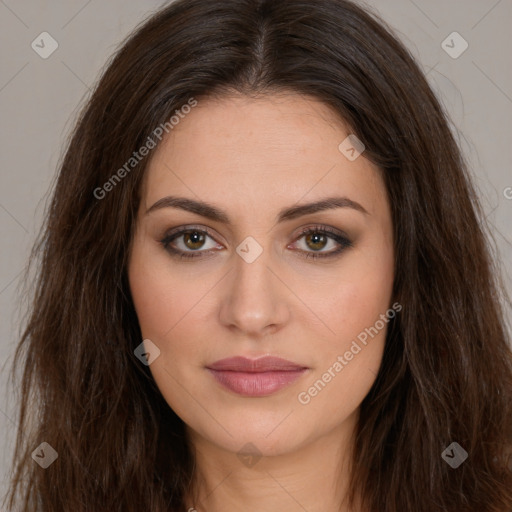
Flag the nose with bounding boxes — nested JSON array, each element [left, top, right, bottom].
[[218, 246, 290, 338]]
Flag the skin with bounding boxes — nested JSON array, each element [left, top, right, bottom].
[[128, 93, 395, 512]]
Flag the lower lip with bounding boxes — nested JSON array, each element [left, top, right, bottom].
[[207, 369, 307, 397]]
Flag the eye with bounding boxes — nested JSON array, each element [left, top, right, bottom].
[[160, 224, 352, 261], [160, 226, 222, 260], [290, 225, 352, 260]]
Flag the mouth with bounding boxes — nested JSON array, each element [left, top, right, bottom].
[[206, 356, 309, 397]]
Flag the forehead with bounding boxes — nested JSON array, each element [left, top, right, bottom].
[[141, 93, 387, 220]]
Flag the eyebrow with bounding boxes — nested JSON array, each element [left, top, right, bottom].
[[145, 195, 369, 223]]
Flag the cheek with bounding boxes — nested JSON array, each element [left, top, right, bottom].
[[128, 236, 214, 377], [128, 235, 204, 341], [128, 244, 209, 423], [295, 286, 392, 421], [301, 239, 394, 352], [293, 238, 394, 408]]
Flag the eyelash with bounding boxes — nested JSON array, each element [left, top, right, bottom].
[[160, 224, 352, 261]]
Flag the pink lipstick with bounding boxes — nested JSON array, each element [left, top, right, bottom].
[[206, 356, 308, 397]]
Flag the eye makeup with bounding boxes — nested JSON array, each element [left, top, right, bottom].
[[159, 223, 353, 261]]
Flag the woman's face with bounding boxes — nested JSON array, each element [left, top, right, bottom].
[[128, 93, 394, 457]]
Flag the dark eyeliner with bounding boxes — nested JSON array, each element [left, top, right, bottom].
[[293, 225, 352, 260], [160, 224, 352, 260], [160, 226, 218, 260]]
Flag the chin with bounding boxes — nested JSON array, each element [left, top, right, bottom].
[[186, 406, 325, 459]]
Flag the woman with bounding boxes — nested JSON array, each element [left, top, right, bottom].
[[5, 0, 512, 510]]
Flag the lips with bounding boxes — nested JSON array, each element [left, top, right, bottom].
[[207, 356, 307, 372], [206, 356, 308, 396]]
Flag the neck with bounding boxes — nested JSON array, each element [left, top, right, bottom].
[[184, 411, 362, 512]]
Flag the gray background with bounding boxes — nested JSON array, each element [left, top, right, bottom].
[[1, 0, 511, 501]]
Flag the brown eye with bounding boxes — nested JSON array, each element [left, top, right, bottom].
[[160, 227, 222, 260], [304, 232, 329, 251], [182, 231, 206, 250], [292, 226, 353, 260], [161, 225, 352, 262]]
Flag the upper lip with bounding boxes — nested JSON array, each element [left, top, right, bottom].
[[207, 356, 307, 372]]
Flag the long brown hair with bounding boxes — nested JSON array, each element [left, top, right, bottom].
[[5, 0, 512, 510]]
